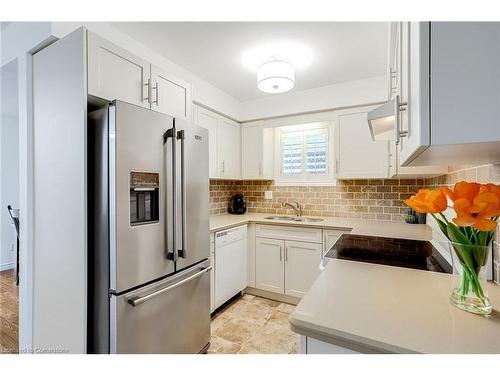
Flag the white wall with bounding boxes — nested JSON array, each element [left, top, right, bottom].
[[0, 60, 19, 271], [1, 22, 54, 66], [239, 75, 387, 121], [1, 21, 56, 352], [50, 22, 242, 120]]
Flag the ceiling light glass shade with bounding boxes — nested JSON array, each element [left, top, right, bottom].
[[257, 60, 295, 94]]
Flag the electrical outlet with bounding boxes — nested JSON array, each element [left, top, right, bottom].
[[264, 191, 273, 200]]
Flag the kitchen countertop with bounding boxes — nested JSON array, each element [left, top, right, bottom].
[[289, 258, 500, 353], [209, 213, 433, 241]]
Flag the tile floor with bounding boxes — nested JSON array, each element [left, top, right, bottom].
[[0, 270, 18, 354], [208, 294, 299, 354]]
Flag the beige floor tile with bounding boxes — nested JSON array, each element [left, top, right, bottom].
[[252, 296, 281, 308], [207, 335, 241, 354], [209, 294, 299, 355], [239, 325, 297, 354], [267, 310, 291, 327], [277, 303, 296, 314], [212, 317, 261, 345]]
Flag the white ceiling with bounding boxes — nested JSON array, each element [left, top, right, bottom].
[[111, 22, 388, 102]]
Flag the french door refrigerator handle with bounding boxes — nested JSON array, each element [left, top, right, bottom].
[[127, 266, 212, 306], [163, 127, 177, 261], [177, 129, 187, 259]]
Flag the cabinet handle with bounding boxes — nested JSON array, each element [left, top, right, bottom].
[[395, 95, 409, 145], [144, 78, 152, 103], [335, 158, 339, 175], [259, 162, 262, 177], [279, 246, 282, 261], [221, 160, 225, 174], [285, 246, 288, 262], [151, 81, 159, 105]]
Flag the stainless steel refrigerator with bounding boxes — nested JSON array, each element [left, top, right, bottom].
[[88, 100, 210, 354]]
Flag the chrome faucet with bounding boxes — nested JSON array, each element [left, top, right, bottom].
[[281, 200, 303, 217]]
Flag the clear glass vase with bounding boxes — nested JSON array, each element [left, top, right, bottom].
[[445, 241, 492, 315]]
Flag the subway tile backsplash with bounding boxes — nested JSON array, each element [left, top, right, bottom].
[[209, 178, 425, 221]]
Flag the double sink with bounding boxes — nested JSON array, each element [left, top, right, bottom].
[[264, 216, 324, 223]]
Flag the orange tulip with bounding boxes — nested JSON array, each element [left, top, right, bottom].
[[447, 181, 481, 202], [404, 188, 449, 214], [452, 183, 500, 231]]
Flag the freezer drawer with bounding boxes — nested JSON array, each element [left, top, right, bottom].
[[111, 260, 211, 354]]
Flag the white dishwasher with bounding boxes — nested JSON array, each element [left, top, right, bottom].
[[214, 225, 247, 309]]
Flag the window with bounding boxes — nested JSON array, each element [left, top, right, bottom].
[[277, 122, 332, 184]]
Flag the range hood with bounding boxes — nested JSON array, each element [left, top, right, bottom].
[[367, 95, 407, 143]]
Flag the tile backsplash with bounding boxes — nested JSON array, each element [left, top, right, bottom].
[[209, 178, 425, 221]]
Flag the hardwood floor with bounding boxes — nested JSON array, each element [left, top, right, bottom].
[[0, 270, 18, 354]]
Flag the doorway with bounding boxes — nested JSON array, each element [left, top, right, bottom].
[[0, 59, 20, 354]]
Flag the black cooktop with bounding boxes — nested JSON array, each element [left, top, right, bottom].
[[324, 234, 452, 274]]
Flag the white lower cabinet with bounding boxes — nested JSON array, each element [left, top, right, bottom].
[[284, 241, 322, 298], [255, 238, 285, 294], [255, 225, 323, 298]]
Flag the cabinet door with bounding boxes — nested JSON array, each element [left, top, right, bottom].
[[399, 22, 431, 166], [87, 32, 149, 108], [387, 22, 401, 100], [335, 108, 390, 179], [255, 238, 284, 294], [218, 118, 241, 179], [151, 65, 191, 121], [285, 241, 322, 298], [241, 123, 263, 179], [195, 106, 219, 178]]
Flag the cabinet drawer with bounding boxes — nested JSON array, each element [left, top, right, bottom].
[[256, 224, 322, 244]]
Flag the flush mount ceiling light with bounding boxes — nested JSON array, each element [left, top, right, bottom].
[[257, 58, 295, 94]]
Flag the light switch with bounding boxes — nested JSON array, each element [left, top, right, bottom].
[[264, 191, 273, 200]]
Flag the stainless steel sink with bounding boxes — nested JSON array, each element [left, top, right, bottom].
[[264, 216, 324, 222], [297, 217, 324, 222]]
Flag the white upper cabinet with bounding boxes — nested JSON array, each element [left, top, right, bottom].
[[387, 22, 401, 100], [335, 107, 390, 179], [194, 105, 219, 178], [87, 32, 150, 108], [398, 22, 431, 166], [87, 31, 192, 121], [383, 23, 447, 177], [399, 22, 500, 166], [241, 121, 274, 179], [218, 117, 241, 179], [194, 104, 241, 179], [151, 65, 192, 121]]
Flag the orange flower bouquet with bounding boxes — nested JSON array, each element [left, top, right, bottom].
[[405, 182, 500, 315]]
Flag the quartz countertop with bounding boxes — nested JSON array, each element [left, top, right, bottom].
[[289, 258, 500, 354], [209, 213, 433, 241]]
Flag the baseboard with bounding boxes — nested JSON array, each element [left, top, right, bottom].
[[244, 287, 300, 305], [0, 262, 14, 272]]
